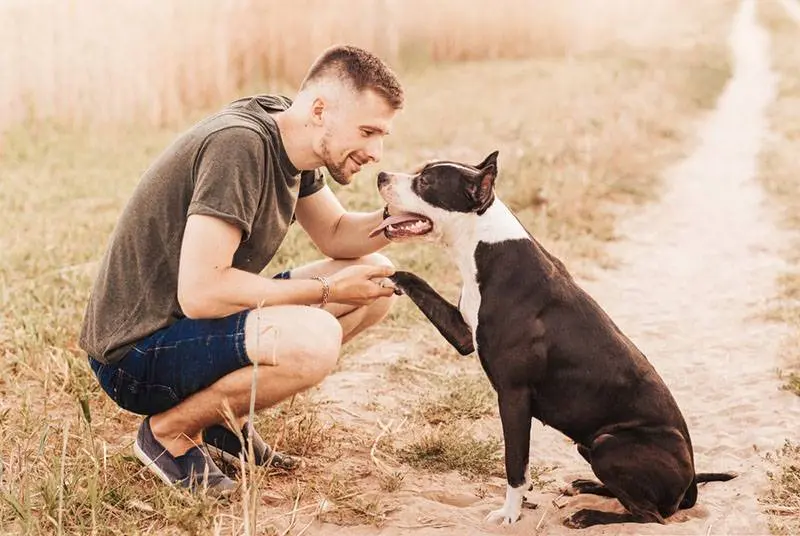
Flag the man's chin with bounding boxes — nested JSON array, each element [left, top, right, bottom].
[[325, 165, 352, 186]]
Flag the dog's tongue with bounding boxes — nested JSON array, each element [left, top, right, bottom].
[[369, 213, 424, 238]]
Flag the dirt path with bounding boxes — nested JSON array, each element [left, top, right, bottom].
[[532, 0, 800, 533], [301, 1, 800, 534]]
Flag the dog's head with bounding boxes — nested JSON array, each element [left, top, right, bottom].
[[369, 151, 499, 241]]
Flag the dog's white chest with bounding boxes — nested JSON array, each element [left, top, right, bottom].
[[451, 200, 530, 352], [459, 277, 481, 345]]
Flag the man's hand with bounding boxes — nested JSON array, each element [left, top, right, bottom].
[[328, 265, 397, 306]]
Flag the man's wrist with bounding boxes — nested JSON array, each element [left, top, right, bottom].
[[311, 275, 331, 307]]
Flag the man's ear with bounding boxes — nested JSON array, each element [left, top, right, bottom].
[[310, 97, 325, 126], [475, 150, 499, 171]]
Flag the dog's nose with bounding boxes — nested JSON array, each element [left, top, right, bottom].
[[377, 171, 390, 188]]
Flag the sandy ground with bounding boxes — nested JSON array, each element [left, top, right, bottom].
[[286, 1, 800, 534]]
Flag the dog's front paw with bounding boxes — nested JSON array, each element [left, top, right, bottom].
[[485, 506, 521, 525], [388, 270, 417, 293]]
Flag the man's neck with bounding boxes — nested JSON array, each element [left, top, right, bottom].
[[273, 108, 321, 172]]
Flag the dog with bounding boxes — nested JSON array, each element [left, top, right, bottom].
[[369, 151, 735, 528]]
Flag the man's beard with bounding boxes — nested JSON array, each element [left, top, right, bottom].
[[320, 136, 350, 185]]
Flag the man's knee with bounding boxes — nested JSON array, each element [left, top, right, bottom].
[[245, 306, 342, 383], [356, 252, 394, 270]]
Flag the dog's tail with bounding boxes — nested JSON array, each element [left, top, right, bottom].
[[695, 472, 737, 483], [680, 472, 737, 510]]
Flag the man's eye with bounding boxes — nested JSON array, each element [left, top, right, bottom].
[[361, 129, 373, 137]]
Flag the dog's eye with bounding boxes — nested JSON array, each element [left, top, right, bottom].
[[417, 174, 430, 187]]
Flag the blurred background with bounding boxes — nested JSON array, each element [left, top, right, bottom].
[[1, 0, 702, 136]]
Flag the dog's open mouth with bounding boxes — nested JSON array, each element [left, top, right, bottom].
[[369, 212, 433, 239]]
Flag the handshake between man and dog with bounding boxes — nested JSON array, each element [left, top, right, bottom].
[[369, 151, 735, 529]]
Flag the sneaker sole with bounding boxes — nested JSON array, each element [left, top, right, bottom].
[[205, 443, 241, 467], [206, 443, 301, 471], [133, 439, 177, 488]]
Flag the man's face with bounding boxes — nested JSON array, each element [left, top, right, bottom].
[[315, 88, 397, 185]]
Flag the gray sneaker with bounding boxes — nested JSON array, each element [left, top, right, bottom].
[[204, 423, 301, 471], [133, 417, 237, 497]]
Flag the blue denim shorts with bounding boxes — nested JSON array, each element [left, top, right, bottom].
[[89, 311, 251, 415], [89, 270, 293, 416]]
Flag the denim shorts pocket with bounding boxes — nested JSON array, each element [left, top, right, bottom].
[[113, 368, 180, 416]]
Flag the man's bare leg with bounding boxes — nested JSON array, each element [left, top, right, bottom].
[[150, 254, 396, 456], [150, 305, 342, 455], [288, 253, 397, 343]]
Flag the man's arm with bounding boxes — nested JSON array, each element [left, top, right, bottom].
[[294, 185, 390, 259], [177, 214, 394, 318]]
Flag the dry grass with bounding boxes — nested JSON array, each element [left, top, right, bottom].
[[758, 0, 800, 392], [1, 0, 725, 137], [398, 424, 504, 478], [756, 2, 800, 533], [0, 0, 737, 533], [761, 440, 800, 535], [416, 374, 495, 424]]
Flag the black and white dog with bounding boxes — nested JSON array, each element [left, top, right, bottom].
[[370, 152, 734, 529]]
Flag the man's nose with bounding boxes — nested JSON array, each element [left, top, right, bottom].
[[365, 137, 384, 164], [377, 172, 390, 188]]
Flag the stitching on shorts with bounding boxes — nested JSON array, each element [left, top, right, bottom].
[[235, 311, 251, 366], [116, 367, 180, 404]]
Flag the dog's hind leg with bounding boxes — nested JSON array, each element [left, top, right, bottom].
[[563, 430, 693, 528], [485, 388, 533, 525], [568, 479, 616, 498], [566, 444, 616, 498]]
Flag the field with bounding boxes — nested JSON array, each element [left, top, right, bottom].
[[4, 1, 799, 534]]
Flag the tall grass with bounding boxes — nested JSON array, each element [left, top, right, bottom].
[[2, 0, 721, 136]]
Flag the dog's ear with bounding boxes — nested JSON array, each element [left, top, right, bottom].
[[467, 161, 497, 214], [475, 150, 499, 171]]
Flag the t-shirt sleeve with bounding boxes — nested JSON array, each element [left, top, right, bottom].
[[188, 128, 265, 241], [299, 168, 326, 198]]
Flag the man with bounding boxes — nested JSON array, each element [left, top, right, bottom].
[[80, 45, 404, 495]]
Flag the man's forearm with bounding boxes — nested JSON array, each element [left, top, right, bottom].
[[179, 267, 325, 319], [326, 209, 391, 259]]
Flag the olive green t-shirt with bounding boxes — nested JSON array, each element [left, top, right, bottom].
[[79, 95, 325, 364]]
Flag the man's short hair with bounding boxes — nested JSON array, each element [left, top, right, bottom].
[[301, 45, 404, 110]]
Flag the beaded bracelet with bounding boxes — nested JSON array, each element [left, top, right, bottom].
[[311, 275, 331, 307]]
